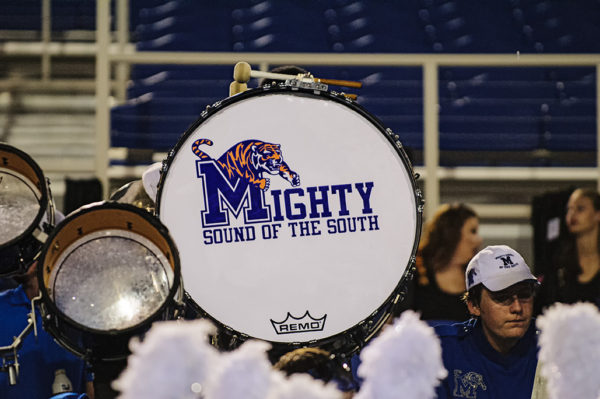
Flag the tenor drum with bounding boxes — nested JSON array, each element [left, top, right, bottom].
[[0, 143, 55, 276], [157, 85, 422, 355], [37, 202, 183, 362]]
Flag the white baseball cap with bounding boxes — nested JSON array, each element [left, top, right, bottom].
[[465, 245, 538, 292]]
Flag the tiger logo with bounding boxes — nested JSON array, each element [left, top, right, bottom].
[[453, 370, 487, 398], [191, 138, 300, 191]]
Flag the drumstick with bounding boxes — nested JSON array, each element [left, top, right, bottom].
[[315, 78, 362, 88], [233, 61, 363, 89]]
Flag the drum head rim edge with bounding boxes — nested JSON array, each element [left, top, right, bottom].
[[155, 86, 424, 350], [0, 143, 52, 252], [37, 201, 183, 339]]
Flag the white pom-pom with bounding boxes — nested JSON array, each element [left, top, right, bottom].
[[355, 311, 447, 399], [114, 319, 218, 399], [205, 340, 275, 399], [537, 302, 600, 399], [269, 373, 344, 399]]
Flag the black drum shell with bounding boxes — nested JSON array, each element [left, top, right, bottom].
[[0, 143, 54, 277], [36, 201, 183, 362]]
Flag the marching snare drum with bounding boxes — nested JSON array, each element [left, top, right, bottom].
[[157, 85, 422, 355], [0, 143, 55, 276], [37, 201, 183, 362]]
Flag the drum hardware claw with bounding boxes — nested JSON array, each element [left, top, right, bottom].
[[287, 79, 329, 92]]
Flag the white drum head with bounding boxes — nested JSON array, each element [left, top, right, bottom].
[[159, 89, 419, 344], [49, 230, 174, 331]]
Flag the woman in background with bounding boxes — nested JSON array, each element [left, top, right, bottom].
[[408, 203, 482, 322], [537, 188, 600, 312]]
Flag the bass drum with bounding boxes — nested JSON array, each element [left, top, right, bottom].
[[37, 201, 183, 362], [0, 143, 55, 276], [157, 85, 423, 356]]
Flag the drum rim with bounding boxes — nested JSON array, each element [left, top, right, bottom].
[[156, 85, 423, 351], [37, 201, 183, 337], [0, 142, 51, 250]]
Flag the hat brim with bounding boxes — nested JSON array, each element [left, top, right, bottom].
[[481, 269, 538, 292]]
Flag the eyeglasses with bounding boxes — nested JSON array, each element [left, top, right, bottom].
[[488, 283, 536, 306]]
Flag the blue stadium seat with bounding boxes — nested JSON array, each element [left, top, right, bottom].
[[360, 81, 422, 98], [544, 121, 596, 151], [439, 99, 547, 117], [105, 0, 600, 163], [130, 65, 232, 81], [0, 4, 41, 30], [136, 31, 231, 51], [358, 98, 422, 119]]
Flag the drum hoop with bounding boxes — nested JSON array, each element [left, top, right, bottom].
[[37, 201, 182, 336], [0, 143, 51, 250], [156, 85, 423, 349]]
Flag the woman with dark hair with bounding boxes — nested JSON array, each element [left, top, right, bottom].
[[537, 188, 600, 312], [409, 203, 483, 322]]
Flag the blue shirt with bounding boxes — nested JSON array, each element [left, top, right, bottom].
[[0, 286, 89, 399], [434, 319, 538, 399]]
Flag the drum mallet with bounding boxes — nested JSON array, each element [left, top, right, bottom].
[[230, 62, 362, 96]]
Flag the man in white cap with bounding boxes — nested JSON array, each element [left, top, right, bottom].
[[434, 245, 541, 399]]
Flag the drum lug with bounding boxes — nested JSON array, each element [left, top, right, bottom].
[[385, 128, 404, 149], [409, 255, 417, 267], [415, 189, 425, 213]]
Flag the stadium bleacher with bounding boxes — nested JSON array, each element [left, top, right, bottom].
[[0, 0, 597, 170], [86, 0, 599, 167]]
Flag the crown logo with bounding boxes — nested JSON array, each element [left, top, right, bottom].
[[270, 311, 327, 335]]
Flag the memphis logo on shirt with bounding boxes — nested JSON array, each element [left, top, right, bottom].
[[191, 138, 380, 245]]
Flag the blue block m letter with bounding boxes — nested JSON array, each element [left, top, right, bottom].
[[197, 161, 270, 227]]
